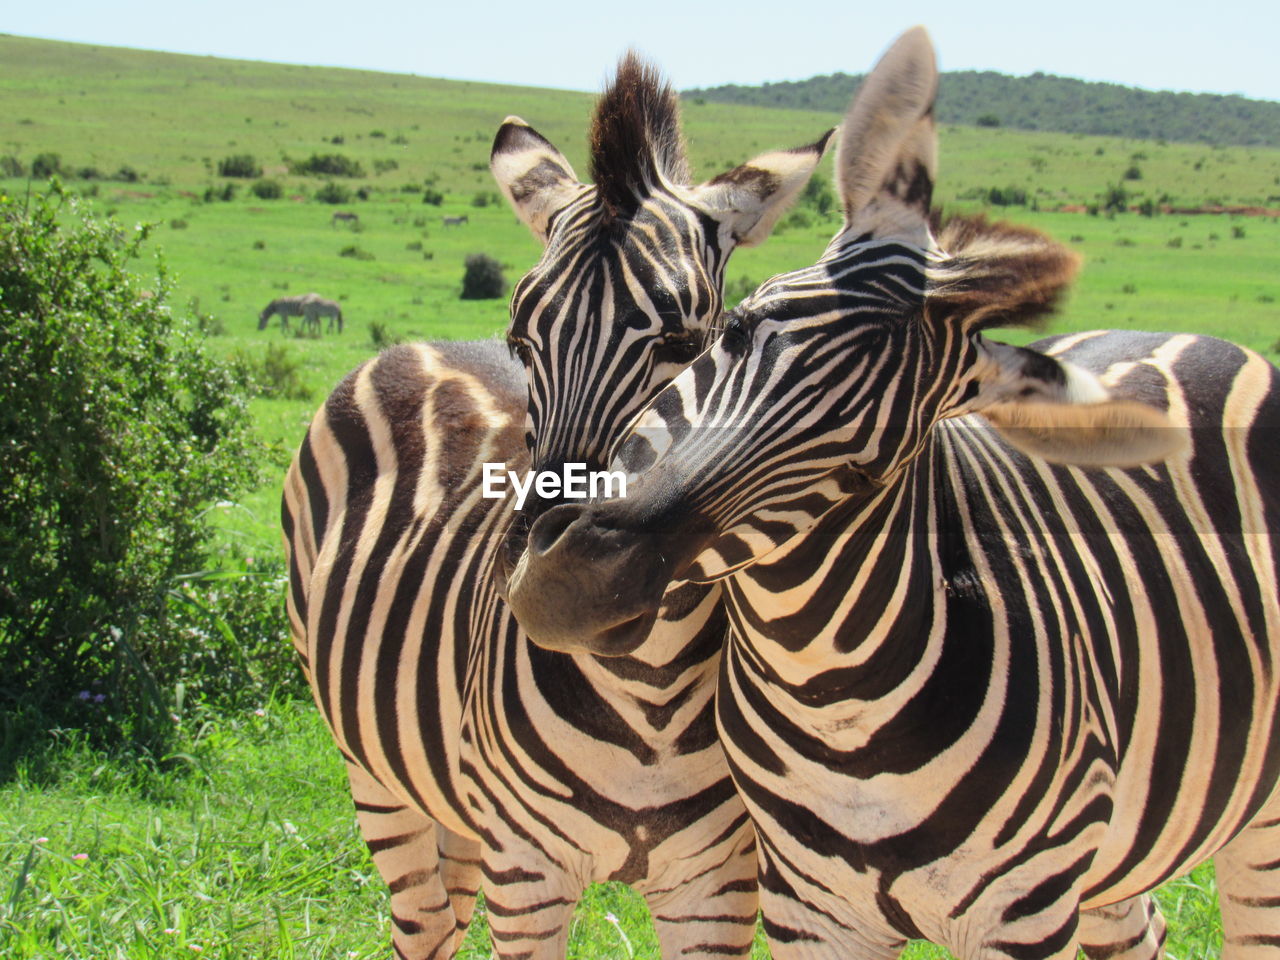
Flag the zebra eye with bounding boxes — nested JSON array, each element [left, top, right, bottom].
[[654, 332, 701, 365], [507, 337, 534, 366]]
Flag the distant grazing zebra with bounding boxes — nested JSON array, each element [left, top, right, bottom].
[[331, 211, 359, 226], [282, 53, 827, 959], [441, 214, 469, 226], [507, 29, 1280, 960], [258, 293, 343, 334]]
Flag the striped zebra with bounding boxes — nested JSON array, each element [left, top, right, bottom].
[[505, 29, 1280, 959], [282, 54, 828, 959], [259, 293, 343, 334]]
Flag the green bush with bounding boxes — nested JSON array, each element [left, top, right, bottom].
[[218, 153, 262, 178], [31, 152, 62, 178], [203, 183, 236, 202], [422, 187, 444, 206], [460, 252, 506, 300], [229, 341, 313, 401], [0, 183, 262, 752], [112, 165, 141, 183], [289, 153, 365, 178], [0, 155, 24, 177], [250, 178, 283, 200], [315, 181, 352, 204]]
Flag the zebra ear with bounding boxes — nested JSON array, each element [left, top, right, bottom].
[[491, 116, 586, 243], [972, 341, 1187, 467], [689, 129, 834, 247], [835, 25, 938, 242]]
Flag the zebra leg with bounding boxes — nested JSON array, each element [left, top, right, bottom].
[[346, 761, 467, 960], [1079, 894, 1167, 960], [480, 847, 578, 960], [755, 843, 901, 959], [645, 824, 759, 958], [437, 826, 482, 946], [1216, 805, 1280, 957]]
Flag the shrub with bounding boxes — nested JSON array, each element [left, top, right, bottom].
[[339, 244, 374, 261], [373, 158, 399, 174], [31, 152, 62, 178], [289, 153, 365, 178], [75, 166, 101, 180], [470, 191, 491, 208], [203, 183, 236, 202], [218, 154, 261, 178], [250, 178, 283, 200], [1103, 184, 1129, 213], [460, 253, 506, 300], [1, 155, 25, 177], [252, 239, 266, 250], [369, 321, 401, 349], [0, 184, 260, 751], [422, 187, 444, 206], [800, 177, 836, 218], [1123, 164, 1143, 181], [984, 185, 1027, 207], [1232, 225, 1247, 239], [112, 165, 141, 183], [976, 114, 1001, 128], [169, 218, 189, 230], [229, 341, 312, 400], [315, 181, 352, 204]]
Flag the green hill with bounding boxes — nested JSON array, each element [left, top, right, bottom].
[[687, 70, 1280, 147]]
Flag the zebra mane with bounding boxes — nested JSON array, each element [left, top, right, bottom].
[[589, 52, 691, 222], [928, 212, 1081, 332]]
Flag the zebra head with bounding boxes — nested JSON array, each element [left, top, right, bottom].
[[490, 52, 831, 535], [505, 27, 1183, 654]]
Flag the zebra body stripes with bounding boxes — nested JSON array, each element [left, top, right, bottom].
[[283, 55, 828, 959], [259, 292, 343, 334], [506, 29, 1280, 959]]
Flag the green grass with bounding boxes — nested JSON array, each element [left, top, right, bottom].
[[0, 701, 1224, 959]]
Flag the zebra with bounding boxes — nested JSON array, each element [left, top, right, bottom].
[[442, 214, 469, 226], [332, 210, 360, 226], [504, 28, 1280, 960], [282, 53, 829, 959], [259, 293, 343, 334]]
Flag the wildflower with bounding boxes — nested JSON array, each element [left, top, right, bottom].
[[164, 928, 178, 935], [93, 693, 106, 704], [77, 690, 91, 701], [72, 853, 89, 860], [171, 713, 181, 723], [254, 708, 265, 717], [188, 945, 203, 953], [34, 837, 49, 844]]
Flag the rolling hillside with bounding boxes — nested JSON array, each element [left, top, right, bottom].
[[687, 70, 1280, 147]]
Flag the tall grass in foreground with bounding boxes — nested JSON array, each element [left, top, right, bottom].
[[1, 700, 1221, 959]]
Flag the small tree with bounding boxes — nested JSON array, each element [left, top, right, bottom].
[[218, 153, 262, 178], [460, 253, 506, 299], [0, 183, 260, 750], [423, 187, 444, 206]]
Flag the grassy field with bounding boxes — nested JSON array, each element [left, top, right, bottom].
[[0, 702, 1224, 960], [2, 34, 1277, 959]]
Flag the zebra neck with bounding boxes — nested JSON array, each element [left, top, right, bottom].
[[726, 447, 947, 701]]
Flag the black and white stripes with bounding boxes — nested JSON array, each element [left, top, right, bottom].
[[506, 28, 1280, 960], [283, 55, 827, 959]]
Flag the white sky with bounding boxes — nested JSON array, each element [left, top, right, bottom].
[[4, 0, 1278, 102]]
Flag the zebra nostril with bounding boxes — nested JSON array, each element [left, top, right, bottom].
[[529, 504, 584, 556]]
